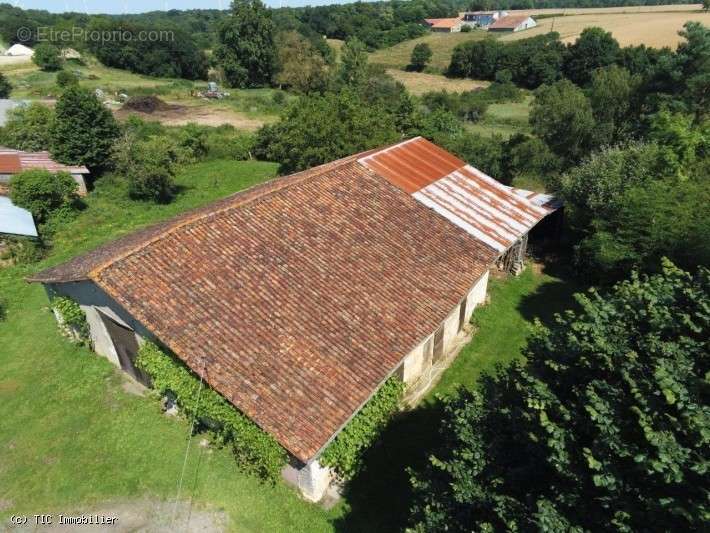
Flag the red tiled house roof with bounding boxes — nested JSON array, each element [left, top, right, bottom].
[[30, 141, 498, 462], [488, 15, 531, 29]]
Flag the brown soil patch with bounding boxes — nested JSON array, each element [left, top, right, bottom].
[[114, 101, 268, 131], [123, 96, 175, 114]]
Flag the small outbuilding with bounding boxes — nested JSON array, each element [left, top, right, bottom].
[[0, 148, 90, 196]]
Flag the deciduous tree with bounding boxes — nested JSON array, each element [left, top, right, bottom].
[[410, 261, 709, 532]]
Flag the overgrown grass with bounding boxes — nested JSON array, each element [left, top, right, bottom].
[[466, 96, 532, 139], [0, 159, 344, 531]]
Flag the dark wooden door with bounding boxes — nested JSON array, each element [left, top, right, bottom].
[[458, 298, 467, 332], [100, 312, 149, 385], [433, 325, 445, 363]]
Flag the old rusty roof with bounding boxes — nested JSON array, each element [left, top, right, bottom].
[[359, 137, 553, 253], [30, 144, 498, 462], [0, 148, 89, 174]]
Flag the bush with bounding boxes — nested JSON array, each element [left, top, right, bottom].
[[0, 72, 12, 98], [177, 123, 209, 161], [409, 43, 432, 72], [56, 70, 79, 88], [205, 127, 255, 160], [32, 43, 62, 71], [113, 135, 181, 203], [136, 342, 286, 480], [51, 87, 120, 170], [0, 103, 55, 152], [9, 169, 78, 224], [0, 237, 45, 265], [321, 377, 404, 480], [52, 296, 89, 342]]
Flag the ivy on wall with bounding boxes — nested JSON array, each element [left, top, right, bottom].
[[52, 296, 89, 342], [321, 376, 405, 480], [136, 342, 286, 480]]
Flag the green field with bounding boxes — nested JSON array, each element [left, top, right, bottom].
[[369, 30, 490, 72], [466, 96, 533, 138]]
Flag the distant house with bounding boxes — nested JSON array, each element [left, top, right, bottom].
[[461, 10, 508, 28], [424, 17, 464, 32], [4, 43, 34, 57], [488, 15, 537, 32], [0, 148, 90, 196], [29, 138, 560, 502]]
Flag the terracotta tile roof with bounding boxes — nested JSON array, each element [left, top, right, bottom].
[[359, 137, 555, 253], [425, 17, 462, 29], [30, 143, 497, 461], [0, 148, 89, 174], [488, 15, 532, 29]]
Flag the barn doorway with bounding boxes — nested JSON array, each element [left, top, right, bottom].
[[99, 311, 150, 386], [458, 298, 468, 332]]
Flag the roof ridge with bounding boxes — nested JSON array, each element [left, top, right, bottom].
[[87, 155, 363, 279]]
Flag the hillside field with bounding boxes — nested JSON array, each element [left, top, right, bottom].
[[502, 8, 710, 46]]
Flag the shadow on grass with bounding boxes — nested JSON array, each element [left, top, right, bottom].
[[332, 401, 445, 533], [517, 253, 583, 328]]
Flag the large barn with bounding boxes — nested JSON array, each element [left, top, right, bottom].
[[29, 138, 559, 501]]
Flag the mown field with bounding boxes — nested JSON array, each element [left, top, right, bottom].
[[501, 9, 710, 46]]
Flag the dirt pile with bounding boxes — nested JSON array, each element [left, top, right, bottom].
[[122, 96, 172, 114]]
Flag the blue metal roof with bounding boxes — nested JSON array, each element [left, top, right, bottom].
[[0, 196, 38, 237]]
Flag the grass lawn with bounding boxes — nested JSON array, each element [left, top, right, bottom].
[[369, 30, 490, 72], [0, 159, 345, 531]]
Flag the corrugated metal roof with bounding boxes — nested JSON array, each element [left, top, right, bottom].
[[0, 148, 89, 174], [0, 196, 38, 237], [359, 137, 556, 253], [0, 153, 22, 173]]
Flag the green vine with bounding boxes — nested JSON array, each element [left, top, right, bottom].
[[136, 342, 286, 480], [52, 296, 89, 342], [321, 376, 405, 480]]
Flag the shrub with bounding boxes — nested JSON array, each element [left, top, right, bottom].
[[52, 296, 89, 342], [409, 43, 432, 72], [56, 70, 79, 88], [136, 342, 286, 480], [0, 103, 55, 152], [9, 169, 78, 224], [177, 123, 209, 161], [51, 87, 120, 170], [0, 72, 12, 98], [32, 43, 62, 71], [320, 377, 404, 480], [205, 128, 255, 160], [0, 237, 45, 265]]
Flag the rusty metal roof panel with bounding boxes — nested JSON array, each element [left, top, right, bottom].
[[0, 148, 89, 174], [0, 153, 22, 173], [359, 137, 557, 253]]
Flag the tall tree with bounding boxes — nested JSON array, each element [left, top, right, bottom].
[[589, 65, 640, 145], [215, 0, 276, 88], [410, 261, 709, 532], [338, 37, 369, 87], [564, 27, 620, 86], [50, 87, 120, 171], [409, 43, 432, 72], [530, 79, 596, 162], [0, 103, 55, 152], [274, 31, 328, 94]]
